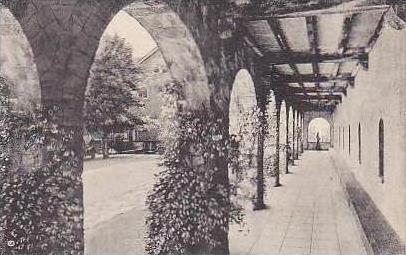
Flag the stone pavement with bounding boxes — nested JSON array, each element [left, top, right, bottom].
[[230, 151, 366, 255]]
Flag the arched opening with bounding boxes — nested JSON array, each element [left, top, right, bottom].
[[358, 123, 362, 164], [80, 3, 213, 254], [228, 69, 258, 208], [82, 10, 170, 255], [379, 119, 384, 183], [307, 118, 330, 151]]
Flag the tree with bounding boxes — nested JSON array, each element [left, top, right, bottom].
[[84, 35, 143, 158]]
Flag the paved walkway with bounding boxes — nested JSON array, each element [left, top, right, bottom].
[[230, 151, 366, 255]]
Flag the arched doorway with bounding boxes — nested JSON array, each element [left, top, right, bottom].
[[379, 119, 384, 183], [307, 118, 330, 151]]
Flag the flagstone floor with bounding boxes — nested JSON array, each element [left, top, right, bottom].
[[230, 151, 366, 255]]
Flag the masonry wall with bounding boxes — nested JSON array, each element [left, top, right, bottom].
[[332, 23, 406, 242]]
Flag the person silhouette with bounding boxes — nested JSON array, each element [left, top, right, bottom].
[[316, 132, 321, 150]]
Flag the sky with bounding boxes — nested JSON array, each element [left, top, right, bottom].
[[102, 11, 157, 60]]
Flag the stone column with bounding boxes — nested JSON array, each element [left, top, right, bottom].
[[254, 98, 266, 210], [301, 114, 304, 153], [292, 109, 296, 161], [285, 105, 290, 174], [296, 112, 301, 158], [274, 99, 282, 187]]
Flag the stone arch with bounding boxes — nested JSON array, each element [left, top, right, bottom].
[[2, 0, 218, 126], [229, 69, 257, 136], [307, 117, 331, 151], [229, 69, 258, 202], [303, 111, 334, 150], [0, 1, 243, 254]]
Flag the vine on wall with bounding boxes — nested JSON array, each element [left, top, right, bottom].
[[1, 80, 83, 254], [263, 97, 278, 178], [145, 81, 243, 255], [229, 102, 261, 206]]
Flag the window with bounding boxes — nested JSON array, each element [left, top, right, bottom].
[[138, 87, 148, 98], [358, 123, 362, 164], [342, 126, 345, 151], [379, 119, 384, 183]]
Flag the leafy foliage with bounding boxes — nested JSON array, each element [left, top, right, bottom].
[[263, 96, 278, 178], [145, 82, 243, 255], [84, 35, 144, 157], [1, 80, 83, 254], [229, 105, 261, 204]]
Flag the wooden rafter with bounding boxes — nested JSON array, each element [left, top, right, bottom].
[[305, 16, 320, 80], [242, 26, 265, 57], [243, 5, 390, 21], [260, 51, 368, 65], [335, 13, 358, 77], [283, 86, 347, 95], [268, 18, 308, 97], [305, 15, 322, 104], [367, 9, 388, 50], [293, 94, 342, 101], [269, 73, 354, 84]]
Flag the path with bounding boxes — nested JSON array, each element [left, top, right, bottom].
[[230, 151, 366, 255]]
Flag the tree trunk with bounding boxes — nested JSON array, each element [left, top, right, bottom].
[[102, 133, 109, 159]]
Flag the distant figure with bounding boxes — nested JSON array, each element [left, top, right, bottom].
[[316, 132, 321, 150]]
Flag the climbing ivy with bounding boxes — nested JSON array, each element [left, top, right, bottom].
[[0, 79, 83, 254], [145, 82, 243, 255]]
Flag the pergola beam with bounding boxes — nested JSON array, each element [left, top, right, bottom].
[[293, 94, 342, 102], [243, 5, 390, 21], [283, 86, 347, 94], [260, 51, 368, 65], [335, 13, 357, 77], [306, 15, 321, 93], [269, 73, 354, 84], [268, 18, 308, 96]]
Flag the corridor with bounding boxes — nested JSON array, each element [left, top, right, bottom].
[[230, 151, 366, 255]]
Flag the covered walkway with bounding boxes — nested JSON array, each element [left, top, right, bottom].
[[230, 151, 366, 255]]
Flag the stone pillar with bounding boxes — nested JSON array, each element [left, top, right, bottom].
[[274, 99, 282, 187], [295, 111, 300, 159], [285, 105, 290, 174], [292, 109, 296, 161], [301, 114, 304, 153], [254, 99, 266, 210]]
